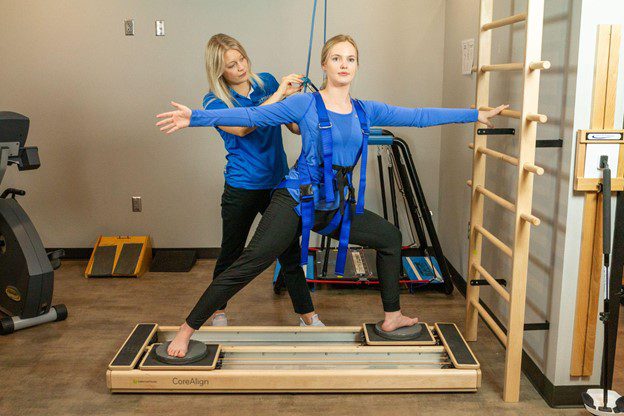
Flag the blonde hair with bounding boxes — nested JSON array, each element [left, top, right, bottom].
[[205, 34, 264, 108], [320, 34, 359, 89]]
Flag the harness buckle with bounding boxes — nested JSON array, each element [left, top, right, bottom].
[[318, 122, 333, 130], [300, 184, 314, 197]]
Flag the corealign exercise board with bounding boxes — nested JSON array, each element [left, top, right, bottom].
[[107, 323, 480, 393]]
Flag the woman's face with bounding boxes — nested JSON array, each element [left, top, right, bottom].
[[322, 41, 358, 87], [222, 49, 249, 86]]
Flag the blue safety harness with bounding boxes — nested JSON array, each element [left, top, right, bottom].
[[278, 92, 369, 276]]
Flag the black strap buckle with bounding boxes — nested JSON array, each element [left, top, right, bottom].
[[300, 184, 314, 197]]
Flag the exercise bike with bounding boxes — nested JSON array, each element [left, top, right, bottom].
[[0, 111, 67, 335]]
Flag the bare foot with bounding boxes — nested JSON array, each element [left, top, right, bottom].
[[381, 311, 419, 332], [167, 322, 195, 357]]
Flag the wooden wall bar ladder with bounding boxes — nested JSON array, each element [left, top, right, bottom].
[[465, 0, 548, 402]]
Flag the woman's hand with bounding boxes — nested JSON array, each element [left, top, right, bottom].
[[156, 102, 192, 134], [478, 104, 509, 127], [276, 73, 304, 99]]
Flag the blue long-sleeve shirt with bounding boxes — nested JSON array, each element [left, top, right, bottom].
[[190, 93, 478, 211], [202, 72, 288, 189]]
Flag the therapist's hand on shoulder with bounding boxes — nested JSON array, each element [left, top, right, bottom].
[[156, 101, 192, 134]]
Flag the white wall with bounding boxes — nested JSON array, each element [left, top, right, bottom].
[[0, 0, 447, 249]]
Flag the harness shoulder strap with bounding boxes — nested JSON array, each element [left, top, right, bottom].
[[352, 99, 370, 214], [312, 92, 335, 204]]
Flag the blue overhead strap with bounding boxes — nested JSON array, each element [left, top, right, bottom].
[[323, 0, 327, 43], [304, 0, 318, 93], [304, 0, 328, 93]]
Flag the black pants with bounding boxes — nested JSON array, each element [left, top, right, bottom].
[[213, 184, 312, 313], [187, 188, 402, 329]]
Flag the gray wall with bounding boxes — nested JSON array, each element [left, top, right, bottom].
[[439, 0, 624, 387], [0, 0, 447, 248]]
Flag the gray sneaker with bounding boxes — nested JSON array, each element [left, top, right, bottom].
[[212, 313, 228, 326], [299, 314, 325, 327]]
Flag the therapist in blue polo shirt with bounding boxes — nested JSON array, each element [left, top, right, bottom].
[[202, 34, 323, 327]]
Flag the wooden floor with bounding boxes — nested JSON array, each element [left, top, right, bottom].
[[1, 260, 620, 416]]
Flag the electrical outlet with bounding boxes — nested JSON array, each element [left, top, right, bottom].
[[155, 20, 165, 36], [124, 19, 135, 36], [132, 196, 142, 212]]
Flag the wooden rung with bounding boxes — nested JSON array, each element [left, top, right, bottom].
[[526, 113, 548, 123], [475, 185, 515, 213], [482, 13, 527, 31], [529, 60, 551, 71], [479, 106, 521, 119], [479, 106, 547, 123], [468, 142, 475, 149], [476, 146, 519, 166], [467, 179, 473, 187], [473, 263, 511, 302], [520, 213, 541, 226], [523, 163, 544, 175], [481, 63, 523, 72], [470, 299, 508, 346], [474, 224, 513, 257]]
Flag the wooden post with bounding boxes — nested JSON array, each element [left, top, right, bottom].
[[465, 0, 493, 342], [466, 0, 548, 402], [502, 0, 545, 402]]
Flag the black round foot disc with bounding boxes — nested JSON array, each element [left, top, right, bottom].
[[374, 321, 423, 340], [155, 339, 208, 365]]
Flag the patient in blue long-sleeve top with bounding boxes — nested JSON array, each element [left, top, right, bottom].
[[156, 34, 507, 358]]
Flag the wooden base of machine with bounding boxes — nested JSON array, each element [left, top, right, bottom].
[[107, 323, 481, 393]]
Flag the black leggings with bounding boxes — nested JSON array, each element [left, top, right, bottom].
[[186, 188, 403, 329], [212, 184, 311, 313]]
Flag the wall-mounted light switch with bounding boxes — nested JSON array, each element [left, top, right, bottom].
[[156, 20, 165, 36], [132, 196, 142, 212], [124, 19, 135, 36]]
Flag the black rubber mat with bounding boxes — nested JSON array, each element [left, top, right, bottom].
[[90, 245, 117, 276], [150, 250, 197, 272], [113, 243, 143, 275], [111, 323, 157, 367], [436, 323, 477, 366]]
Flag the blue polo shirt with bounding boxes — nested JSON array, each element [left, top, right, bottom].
[[202, 72, 289, 190]]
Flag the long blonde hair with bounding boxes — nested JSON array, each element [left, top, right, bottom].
[[205, 34, 264, 108], [320, 34, 359, 89]]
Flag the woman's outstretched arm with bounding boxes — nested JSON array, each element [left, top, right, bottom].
[[157, 94, 312, 134], [217, 73, 304, 137], [363, 101, 508, 128]]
